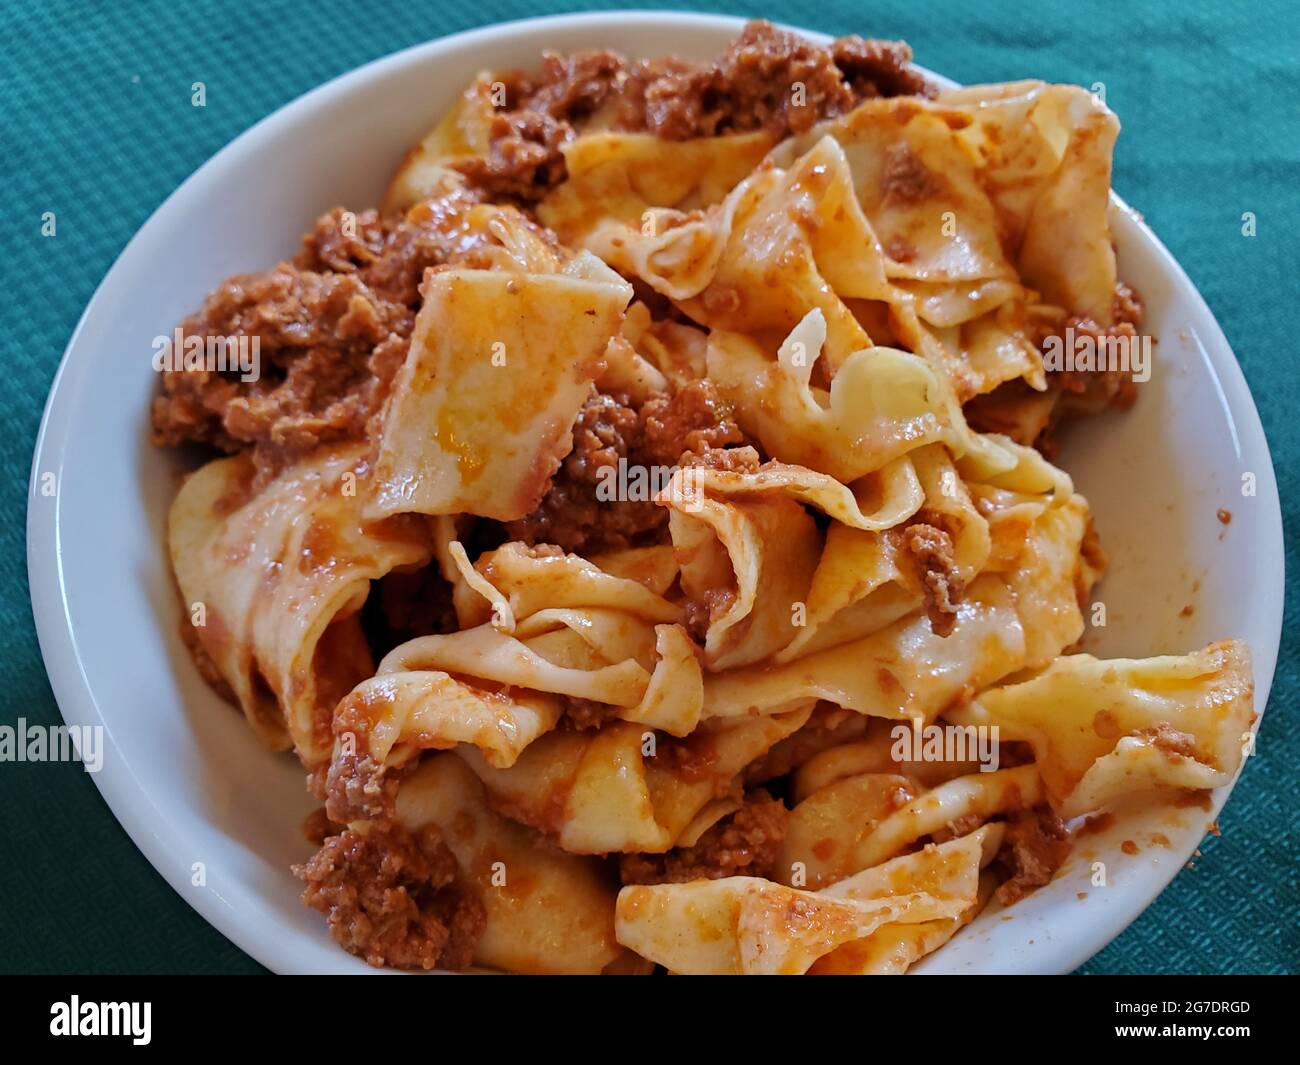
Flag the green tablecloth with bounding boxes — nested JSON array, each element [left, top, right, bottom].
[[2, 0, 1295, 974]]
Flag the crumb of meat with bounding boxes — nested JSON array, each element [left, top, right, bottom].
[[994, 808, 1071, 905], [302, 807, 345, 846], [561, 697, 621, 731], [1134, 722, 1199, 761], [684, 587, 738, 643], [150, 190, 549, 481], [1051, 286, 1146, 418], [830, 35, 931, 98], [295, 822, 484, 970], [639, 379, 745, 467], [930, 811, 989, 844], [654, 731, 728, 785], [306, 762, 330, 805], [505, 379, 745, 553], [619, 794, 788, 884], [325, 749, 395, 824], [880, 143, 944, 205], [457, 21, 930, 203], [1111, 279, 1142, 328], [453, 110, 573, 203], [965, 281, 1146, 456], [679, 443, 761, 473], [901, 520, 963, 637]]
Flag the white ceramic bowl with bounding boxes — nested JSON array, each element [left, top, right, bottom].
[[27, 11, 1284, 974]]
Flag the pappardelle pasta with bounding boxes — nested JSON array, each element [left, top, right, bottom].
[[152, 21, 1254, 974]]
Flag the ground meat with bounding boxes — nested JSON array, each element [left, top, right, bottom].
[[458, 21, 930, 203], [967, 282, 1147, 456], [295, 822, 484, 970], [150, 263, 408, 472], [325, 749, 394, 824], [637, 23, 931, 137], [930, 812, 989, 844], [640, 379, 745, 467], [1134, 722, 1199, 761], [901, 520, 963, 636], [655, 730, 729, 784], [1111, 279, 1143, 329], [683, 587, 738, 644], [681, 444, 762, 473], [880, 143, 944, 205], [638, 20, 859, 141], [831, 35, 931, 99], [149, 189, 543, 480], [619, 794, 788, 884], [561, 697, 621, 731], [453, 110, 573, 203], [302, 807, 345, 846], [505, 379, 746, 553], [519, 49, 629, 118], [994, 808, 1071, 905], [504, 391, 661, 553], [1050, 282, 1147, 422], [322, 689, 415, 823]]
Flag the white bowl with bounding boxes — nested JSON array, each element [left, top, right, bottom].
[[27, 11, 1284, 975]]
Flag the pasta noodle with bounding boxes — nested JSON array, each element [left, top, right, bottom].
[[947, 641, 1254, 818], [169, 444, 432, 764], [615, 827, 999, 975]]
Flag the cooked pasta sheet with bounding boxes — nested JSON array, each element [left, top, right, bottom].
[[169, 445, 433, 764], [155, 21, 1254, 974]]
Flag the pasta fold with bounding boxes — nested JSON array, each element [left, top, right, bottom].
[[396, 753, 622, 974], [459, 708, 814, 853], [169, 445, 431, 765], [948, 641, 1255, 818], [615, 827, 997, 975], [371, 254, 633, 520]]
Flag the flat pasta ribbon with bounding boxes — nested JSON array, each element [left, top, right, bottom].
[[615, 827, 999, 975], [169, 444, 432, 765]]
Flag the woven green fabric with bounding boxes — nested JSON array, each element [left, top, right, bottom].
[[2, 0, 1295, 975]]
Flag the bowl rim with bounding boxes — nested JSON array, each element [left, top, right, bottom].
[[26, 9, 1284, 975]]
